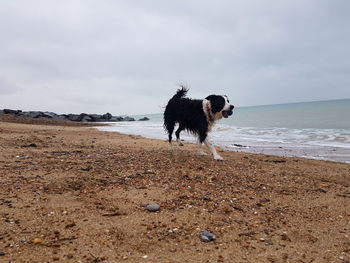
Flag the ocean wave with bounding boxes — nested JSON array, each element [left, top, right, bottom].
[[212, 124, 350, 148]]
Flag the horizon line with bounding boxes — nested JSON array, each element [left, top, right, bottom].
[[132, 97, 350, 116]]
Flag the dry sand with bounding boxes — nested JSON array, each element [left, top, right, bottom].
[[0, 116, 349, 263]]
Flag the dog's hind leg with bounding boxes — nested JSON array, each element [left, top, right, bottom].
[[175, 123, 185, 146], [165, 121, 175, 152]]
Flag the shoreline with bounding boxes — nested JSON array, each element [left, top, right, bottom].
[[224, 143, 350, 164], [1, 119, 350, 262], [96, 122, 350, 164]]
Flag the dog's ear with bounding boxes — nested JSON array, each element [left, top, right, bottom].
[[205, 95, 225, 113]]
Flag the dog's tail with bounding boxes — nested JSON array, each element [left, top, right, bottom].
[[172, 84, 188, 99]]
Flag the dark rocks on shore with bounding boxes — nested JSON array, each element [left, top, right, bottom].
[[123, 116, 135, 122], [0, 109, 149, 123], [110, 116, 124, 122], [4, 109, 22, 114]]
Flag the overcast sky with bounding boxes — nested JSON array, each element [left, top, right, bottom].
[[1, 0, 349, 115]]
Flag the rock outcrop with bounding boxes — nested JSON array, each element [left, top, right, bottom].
[[0, 109, 147, 122]]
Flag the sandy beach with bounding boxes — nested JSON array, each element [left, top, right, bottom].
[[0, 116, 349, 263]]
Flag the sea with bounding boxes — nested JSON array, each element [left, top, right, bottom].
[[96, 98, 350, 163]]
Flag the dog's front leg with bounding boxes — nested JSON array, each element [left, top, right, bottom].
[[168, 142, 174, 153], [198, 143, 208, 156], [204, 138, 223, 161]]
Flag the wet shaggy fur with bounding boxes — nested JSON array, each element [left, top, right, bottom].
[[164, 89, 207, 143], [163, 86, 234, 160]]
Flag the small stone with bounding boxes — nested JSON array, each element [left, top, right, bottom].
[[281, 233, 291, 241], [146, 204, 160, 212], [0, 251, 5, 256], [265, 241, 274, 246], [200, 230, 216, 242], [32, 238, 42, 244], [65, 222, 76, 228]]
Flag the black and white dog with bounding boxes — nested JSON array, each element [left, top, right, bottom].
[[164, 85, 234, 160]]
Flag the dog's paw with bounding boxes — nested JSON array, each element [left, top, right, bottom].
[[168, 144, 174, 153], [178, 142, 184, 146], [213, 155, 224, 161], [198, 150, 208, 156]]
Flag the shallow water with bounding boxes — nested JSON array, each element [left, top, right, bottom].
[[97, 99, 350, 163]]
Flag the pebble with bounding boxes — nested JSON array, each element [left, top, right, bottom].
[[32, 238, 42, 244], [281, 233, 291, 241], [0, 251, 5, 256], [265, 241, 274, 246], [146, 204, 160, 212], [200, 230, 216, 242]]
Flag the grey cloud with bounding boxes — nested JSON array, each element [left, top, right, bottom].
[[0, 0, 349, 114], [0, 78, 21, 95]]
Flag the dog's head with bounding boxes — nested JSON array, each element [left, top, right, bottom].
[[205, 95, 234, 120]]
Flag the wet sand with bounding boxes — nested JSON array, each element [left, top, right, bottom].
[[0, 116, 349, 262], [227, 143, 350, 164]]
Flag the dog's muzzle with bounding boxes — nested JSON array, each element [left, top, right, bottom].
[[222, 105, 234, 118]]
